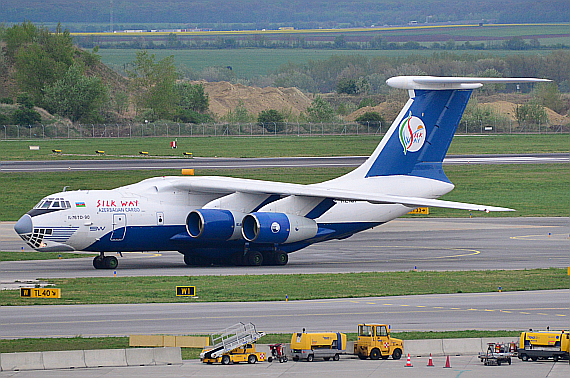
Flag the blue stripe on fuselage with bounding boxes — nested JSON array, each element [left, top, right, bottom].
[[85, 221, 382, 256]]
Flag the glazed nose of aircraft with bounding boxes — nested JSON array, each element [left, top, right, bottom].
[[14, 214, 33, 235]]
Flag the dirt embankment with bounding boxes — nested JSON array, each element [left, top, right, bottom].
[[200, 81, 313, 118], [481, 101, 568, 125]]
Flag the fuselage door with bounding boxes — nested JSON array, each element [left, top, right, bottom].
[[110, 213, 126, 241], [157, 212, 164, 226]]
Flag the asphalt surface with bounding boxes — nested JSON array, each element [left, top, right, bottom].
[[1, 290, 568, 338], [1, 153, 568, 172], [1, 217, 568, 277], [1, 355, 569, 378]]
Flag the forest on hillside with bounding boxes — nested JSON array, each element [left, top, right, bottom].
[[2, 0, 570, 31]]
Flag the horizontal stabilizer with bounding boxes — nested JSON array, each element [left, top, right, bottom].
[[387, 76, 551, 90]]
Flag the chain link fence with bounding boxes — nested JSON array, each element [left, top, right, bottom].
[[1, 120, 568, 140]]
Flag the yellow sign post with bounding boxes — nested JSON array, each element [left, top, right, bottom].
[[20, 288, 61, 298], [407, 207, 429, 215], [176, 286, 196, 296]]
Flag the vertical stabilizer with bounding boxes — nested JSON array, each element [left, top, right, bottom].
[[342, 76, 550, 184]]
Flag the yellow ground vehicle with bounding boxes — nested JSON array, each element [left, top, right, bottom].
[[202, 343, 266, 365], [290, 331, 347, 362], [517, 330, 570, 362], [200, 322, 266, 365], [354, 323, 403, 360]]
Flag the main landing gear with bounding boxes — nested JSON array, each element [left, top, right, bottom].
[[182, 250, 289, 267], [233, 250, 289, 267], [93, 253, 118, 269]]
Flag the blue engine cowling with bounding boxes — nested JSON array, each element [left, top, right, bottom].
[[242, 212, 318, 244], [186, 209, 245, 241]]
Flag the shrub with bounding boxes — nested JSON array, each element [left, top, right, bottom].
[[355, 111, 385, 126]]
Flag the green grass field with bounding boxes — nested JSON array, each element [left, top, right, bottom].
[[1, 134, 568, 160], [0, 268, 566, 306]]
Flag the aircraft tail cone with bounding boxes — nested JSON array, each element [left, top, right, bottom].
[[404, 353, 413, 367], [444, 355, 451, 368], [427, 353, 434, 367]]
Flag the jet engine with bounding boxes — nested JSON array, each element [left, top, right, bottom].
[[242, 212, 318, 244], [186, 209, 245, 241]]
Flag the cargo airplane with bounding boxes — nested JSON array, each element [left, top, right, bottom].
[[14, 76, 548, 269]]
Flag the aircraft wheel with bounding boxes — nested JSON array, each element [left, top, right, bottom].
[[104, 256, 118, 269], [274, 251, 288, 265], [247, 251, 263, 266], [93, 256, 104, 269], [183, 254, 195, 266], [194, 255, 212, 266]]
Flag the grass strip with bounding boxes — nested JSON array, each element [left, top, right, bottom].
[[1, 163, 568, 221], [0, 252, 97, 262], [0, 330, 523, 359], [0, 269, 566, 306], [0, 134, 568, 160]]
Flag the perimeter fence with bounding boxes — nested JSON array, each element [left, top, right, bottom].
[[1, 120, 568, 140]]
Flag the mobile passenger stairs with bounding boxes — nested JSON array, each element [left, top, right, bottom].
[[200, 322, 266, 360]]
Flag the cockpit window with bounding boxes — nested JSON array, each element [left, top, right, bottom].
[[41, 201, 52, 209], [51, 202, 60, 208]]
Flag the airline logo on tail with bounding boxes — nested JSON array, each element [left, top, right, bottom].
[[398, 112, 426, 155]]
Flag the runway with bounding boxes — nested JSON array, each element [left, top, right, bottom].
[[1, 153, 568, 172]]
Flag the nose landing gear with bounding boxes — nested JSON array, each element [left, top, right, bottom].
[[93, 253, 119, 269]]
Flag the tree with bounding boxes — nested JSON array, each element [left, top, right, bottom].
[[127, 50, 178, 120], [42, 63, 109, 123], [12, 106, 41, 125], [515, 103, 548, 125], [305, 96, 335, 123], [175, 82, 209, 113], [355, 112, 385, 126], [9, 23, 75, 104], [533, 82, 565, 114], [223, 100, 253, 123], [257, 109, 285, 132]]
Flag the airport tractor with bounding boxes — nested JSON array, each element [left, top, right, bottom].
[[290, 331, 347, 362], [200, 322, 266, 365], [517, 330, 570, 362], [354, 323, 403, 360]]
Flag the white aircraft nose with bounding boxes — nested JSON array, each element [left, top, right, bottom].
[[14, 214, 33, 235]]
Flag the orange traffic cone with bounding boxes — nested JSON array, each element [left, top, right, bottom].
[[404, 353, 413, 367], [427, 353, 434, 367], [444, 355, 451, 368]]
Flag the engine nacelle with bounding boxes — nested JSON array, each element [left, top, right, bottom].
[[242, 212, 318, 244], [186, 209, 245, 241]]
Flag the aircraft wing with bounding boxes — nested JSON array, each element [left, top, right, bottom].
[[177, 176, 514, 212]]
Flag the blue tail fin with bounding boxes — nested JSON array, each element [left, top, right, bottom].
[[366, 88, 472, 183]]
